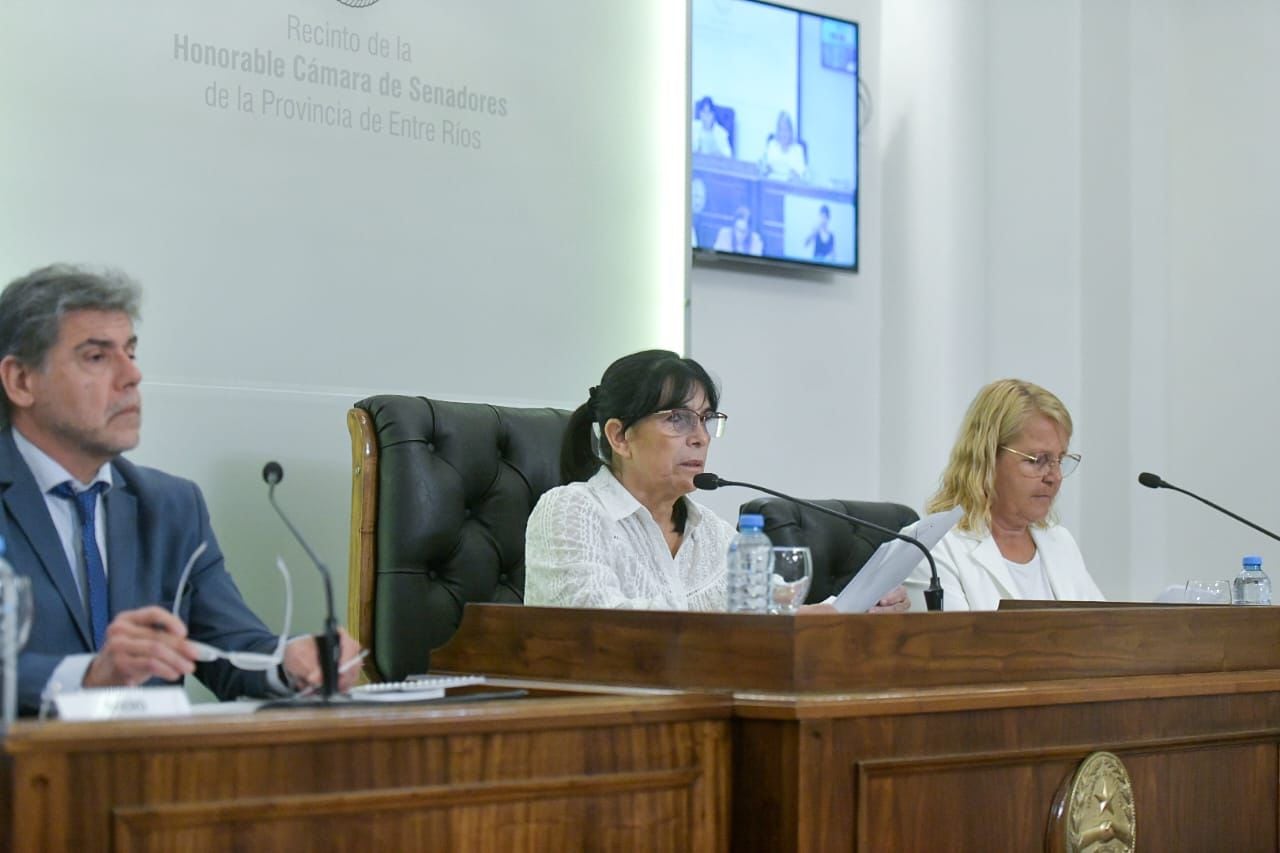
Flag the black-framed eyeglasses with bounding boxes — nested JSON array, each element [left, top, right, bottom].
[[171, 542, 292, 671], [1000, 446, 1082, 478], [646, 408, 728, 438]]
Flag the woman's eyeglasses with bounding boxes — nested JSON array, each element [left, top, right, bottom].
[[1000, 446, 1082, 478], [171, 542, 292, 671], [647, 408, 728, 438]]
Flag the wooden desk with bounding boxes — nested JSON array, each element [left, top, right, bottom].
[[1, 690, 731, 852], [434, 604, 1280, 851]]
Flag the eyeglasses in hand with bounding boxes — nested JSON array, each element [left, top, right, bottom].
[[999, 446, 1082, 479], [648, 408, 728, 438], [171, 542, 292, 671]]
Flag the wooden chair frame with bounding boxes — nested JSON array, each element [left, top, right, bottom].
[[346, 407, 382, 682]]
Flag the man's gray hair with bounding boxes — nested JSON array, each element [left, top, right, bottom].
[[0, 264, 142, 423]]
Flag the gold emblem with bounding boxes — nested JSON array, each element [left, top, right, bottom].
[[1048, 751, 1136, 853]]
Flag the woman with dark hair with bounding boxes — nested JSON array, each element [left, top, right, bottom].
[[525, 350, 910, 613], [526, 350, 730, 610], [804, 204, 835, 261], [692, 95, 733, 157]]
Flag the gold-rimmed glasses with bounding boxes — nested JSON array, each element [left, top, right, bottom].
[[999, 446, 1082, 478], [171, 543, 292, 671], [647, 408, 728, 438]]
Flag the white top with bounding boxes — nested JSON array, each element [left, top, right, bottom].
[[12, 426, 113, 602], [1003, 551, 1052, 600], [692, 121, 732, 157], [11, 428, 114, 699], [525, 468, 733, 611], [712, 226, 764, 256], [762, 138, 807, 179], [904, 522, 1104, 612]]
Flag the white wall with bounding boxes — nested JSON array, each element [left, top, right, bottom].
[[1139, 0, 1280, 588], [878, 0, 990, 516], [1077, 0, 1136, 599]]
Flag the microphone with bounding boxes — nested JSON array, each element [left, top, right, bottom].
[[262, 461, 341, 699], [694, 473, 945, 611], [1138, 471, 1280, 543]]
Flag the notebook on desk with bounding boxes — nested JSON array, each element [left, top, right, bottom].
[[349, 674, 486, 702]]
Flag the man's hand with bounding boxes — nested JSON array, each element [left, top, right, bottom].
[[869, 585, 911, 614], [82, 606, 199, 687], [282, 628, 362, 693]]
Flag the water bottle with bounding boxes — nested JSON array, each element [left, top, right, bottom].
[[726, 513, 772, 613], [1232, 555, 1272, 605], [0, 535, 17, 728]]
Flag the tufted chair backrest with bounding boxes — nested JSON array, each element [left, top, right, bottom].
[[348, 396, 570, 681]]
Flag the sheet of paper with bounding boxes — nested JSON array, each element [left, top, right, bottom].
[[189, 699, 265, 716], [55, 686, 192, 721], [833, 506, 964, 613]]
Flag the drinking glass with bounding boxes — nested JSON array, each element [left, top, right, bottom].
[[1, 574, 33, 650], [769, 546, 813, 615], [1, 572, 32, 729], [1184, 579, 1231, 604]]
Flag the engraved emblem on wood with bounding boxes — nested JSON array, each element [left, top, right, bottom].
[[1047, 750, 1136, 853]]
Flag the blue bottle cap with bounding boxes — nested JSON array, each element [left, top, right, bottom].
[[1243, 555, 1263, 568], [738, 513, 765, 530]]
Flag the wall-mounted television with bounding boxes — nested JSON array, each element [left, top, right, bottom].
[[691, 0, 859, 271]]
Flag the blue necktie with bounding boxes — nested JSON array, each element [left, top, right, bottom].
[[51, 481, 109, 650]]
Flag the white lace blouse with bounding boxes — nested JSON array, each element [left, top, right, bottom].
[[525, 468, 733, 611]]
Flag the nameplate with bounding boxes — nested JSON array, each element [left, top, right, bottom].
[[53, 687, 192, 721]]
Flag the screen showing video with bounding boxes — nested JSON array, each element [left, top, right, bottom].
[[691, 0, 858, 270]]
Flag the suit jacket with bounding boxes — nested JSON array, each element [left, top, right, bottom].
[[0, 428, 276, 712], [905, 522, 1104, 612]]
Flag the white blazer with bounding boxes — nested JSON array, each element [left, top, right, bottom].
[[905, 523, 1104, 612]]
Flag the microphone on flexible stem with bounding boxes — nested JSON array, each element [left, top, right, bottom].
[[693, 472, 945, 611], [262, 461, 341, 700], [1138, 471, 1280, 543]]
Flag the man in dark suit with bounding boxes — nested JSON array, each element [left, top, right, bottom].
[[0, 265, 360, 712]]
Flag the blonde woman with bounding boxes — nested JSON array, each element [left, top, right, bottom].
[[905, 379, 1104, 611]]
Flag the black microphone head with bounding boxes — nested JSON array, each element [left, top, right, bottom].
[[693, 472, 722, 490], [1137, 472, 1164, 489], [262, 461, 284, 486]]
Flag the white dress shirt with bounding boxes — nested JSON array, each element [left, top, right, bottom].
[[525, 468, 733, 611], [11, 428, 112, 700], [692, 121, 732, 157]]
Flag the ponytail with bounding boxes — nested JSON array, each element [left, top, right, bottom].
[[560, 401, 602, 484]]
